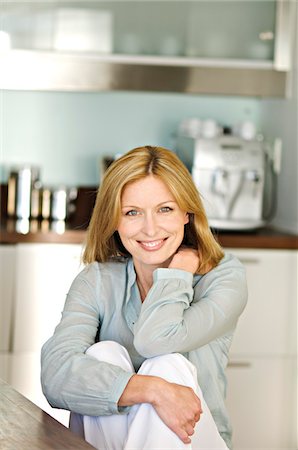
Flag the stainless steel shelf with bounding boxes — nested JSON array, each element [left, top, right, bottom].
[[0, 50, 287, 97]]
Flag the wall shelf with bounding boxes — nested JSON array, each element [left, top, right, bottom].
[[0, 49, 287, 97]]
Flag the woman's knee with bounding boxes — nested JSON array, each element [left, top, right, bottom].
[[86, 341, 134, 372], [139, 353, 193, 377], [138, 353, 203, 396]]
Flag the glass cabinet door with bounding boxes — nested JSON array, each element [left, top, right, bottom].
[[0, 1, 292, 95], [186, 1, 276, 61], [0, 1, 282, 62], [112, 1, 276, 61]]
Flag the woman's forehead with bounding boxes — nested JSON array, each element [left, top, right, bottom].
[[121, 175, 175, 204]]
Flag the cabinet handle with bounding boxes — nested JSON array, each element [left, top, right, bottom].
[[237, 257, 260, 265], [228, 361, 252, 368]]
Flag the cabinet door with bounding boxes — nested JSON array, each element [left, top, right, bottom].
[[1, 1, 277, 61], [0, 353, 11, 382], [9, 351, 70, 426], [226, 249, 297, 356], [226, 357, 297, 450], [0, 245, 15, 351], [12, 243, 83, 352]]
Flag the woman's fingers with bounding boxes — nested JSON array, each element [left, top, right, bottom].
[[168, 247, 200, 274], [180, 430, 191, 444], [194, 410, 202, 422], [186, 425, 195, 436], [152, 379, 203, 443]]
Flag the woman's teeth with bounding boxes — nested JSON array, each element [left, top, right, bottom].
[[139, 239, 164, 249]]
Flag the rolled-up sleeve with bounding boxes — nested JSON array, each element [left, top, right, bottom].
[[41, 263, 134, 416], [133, 253, 248, 358]]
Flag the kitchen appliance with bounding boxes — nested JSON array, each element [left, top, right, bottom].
[[176, 134, 281, 231]]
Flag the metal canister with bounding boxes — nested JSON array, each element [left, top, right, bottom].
[[30, 180, 43, 219], [51, 187, 67, 220], [7, 166, 40, 219], [50, 186, 78, 221], [41, 187, 52, 220]]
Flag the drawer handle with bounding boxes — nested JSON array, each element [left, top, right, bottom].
[[228, 361, 252, 368], [237, 258, 260, 265]]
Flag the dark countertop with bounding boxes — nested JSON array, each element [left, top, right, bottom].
[[213, 228, 298, 250], [1, 219, 297, 249], [0, 219, 87, 244]]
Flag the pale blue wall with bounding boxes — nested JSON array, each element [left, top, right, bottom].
[[260, 9, 298, 234], [1, 90, 261, 186]]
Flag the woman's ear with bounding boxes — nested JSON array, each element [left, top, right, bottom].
[[184, 212, 189, 225]]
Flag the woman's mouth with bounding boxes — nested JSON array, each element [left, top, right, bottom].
[[138, 239, 167, 251]]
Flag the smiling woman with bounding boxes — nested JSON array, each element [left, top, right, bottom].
[[41, 146, 247, 450]]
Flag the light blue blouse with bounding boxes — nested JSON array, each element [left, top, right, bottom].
[[41, 252, 247, 448]]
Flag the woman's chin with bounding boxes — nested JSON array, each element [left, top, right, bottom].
[[133, 251, 175, 269]]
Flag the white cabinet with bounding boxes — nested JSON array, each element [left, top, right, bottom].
[[226, 357, 297, 449], [0, 245, 15, 352], [0, 353, 11, 382], [229, 249, 297, 357], [13, 243, 83, 352], [0, 245, 15, 395], [8, 351, 70, 425], [225, 249, 297, 450], [0, 242, 84, 426]]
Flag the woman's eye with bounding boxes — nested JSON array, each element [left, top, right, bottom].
[[159, 206, 173, 213], [126, 210, 139, 216]]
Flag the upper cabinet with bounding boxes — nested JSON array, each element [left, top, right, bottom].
[[0, 1, 295, 96]]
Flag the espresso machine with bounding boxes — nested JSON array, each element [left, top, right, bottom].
[[175, 123, 281, 231]]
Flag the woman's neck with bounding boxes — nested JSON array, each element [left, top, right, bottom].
[[136, 271, 153, 302], [133, 257, 172, 302], [133, 261, 156, 302]]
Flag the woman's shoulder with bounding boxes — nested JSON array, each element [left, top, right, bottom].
[[216, 251, 245, 269], [67, 258, 131, 299], [79, 257, 130, 281], [193, 251, 246, 286]]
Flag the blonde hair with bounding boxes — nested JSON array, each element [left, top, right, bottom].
[[83, 146, 224, 273]]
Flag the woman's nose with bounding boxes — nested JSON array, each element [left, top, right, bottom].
[[142, 213, 158, 236]]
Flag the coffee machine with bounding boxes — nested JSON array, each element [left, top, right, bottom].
[[175, 126, 281, 231]]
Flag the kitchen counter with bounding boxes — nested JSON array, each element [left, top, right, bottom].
[[0, 220, 87, 244], [0, 219, 297, 249], [212, 227, 298, 250]]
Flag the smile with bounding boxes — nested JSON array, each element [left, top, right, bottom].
[[138, 239, 167, 251]]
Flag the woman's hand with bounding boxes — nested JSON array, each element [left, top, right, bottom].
[[118, 374, 202, 444], [152, 378, 202, 444], [169, 247, 200, 274]]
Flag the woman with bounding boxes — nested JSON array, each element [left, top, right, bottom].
[[41, 146, 247, 449]]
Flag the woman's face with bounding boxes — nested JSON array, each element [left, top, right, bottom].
[[117, 175, 189, 272]]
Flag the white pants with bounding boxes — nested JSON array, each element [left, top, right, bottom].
[[70, 341, 228, 450]]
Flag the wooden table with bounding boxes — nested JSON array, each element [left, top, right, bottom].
[[0, 378, 95, 449]]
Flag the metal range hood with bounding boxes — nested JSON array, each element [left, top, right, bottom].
[[0, 50, 287, 97]]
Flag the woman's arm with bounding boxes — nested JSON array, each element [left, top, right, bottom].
[[118, 374, 202, 444], [41, 263, 133, 417], [133, 252, 248, 358]]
